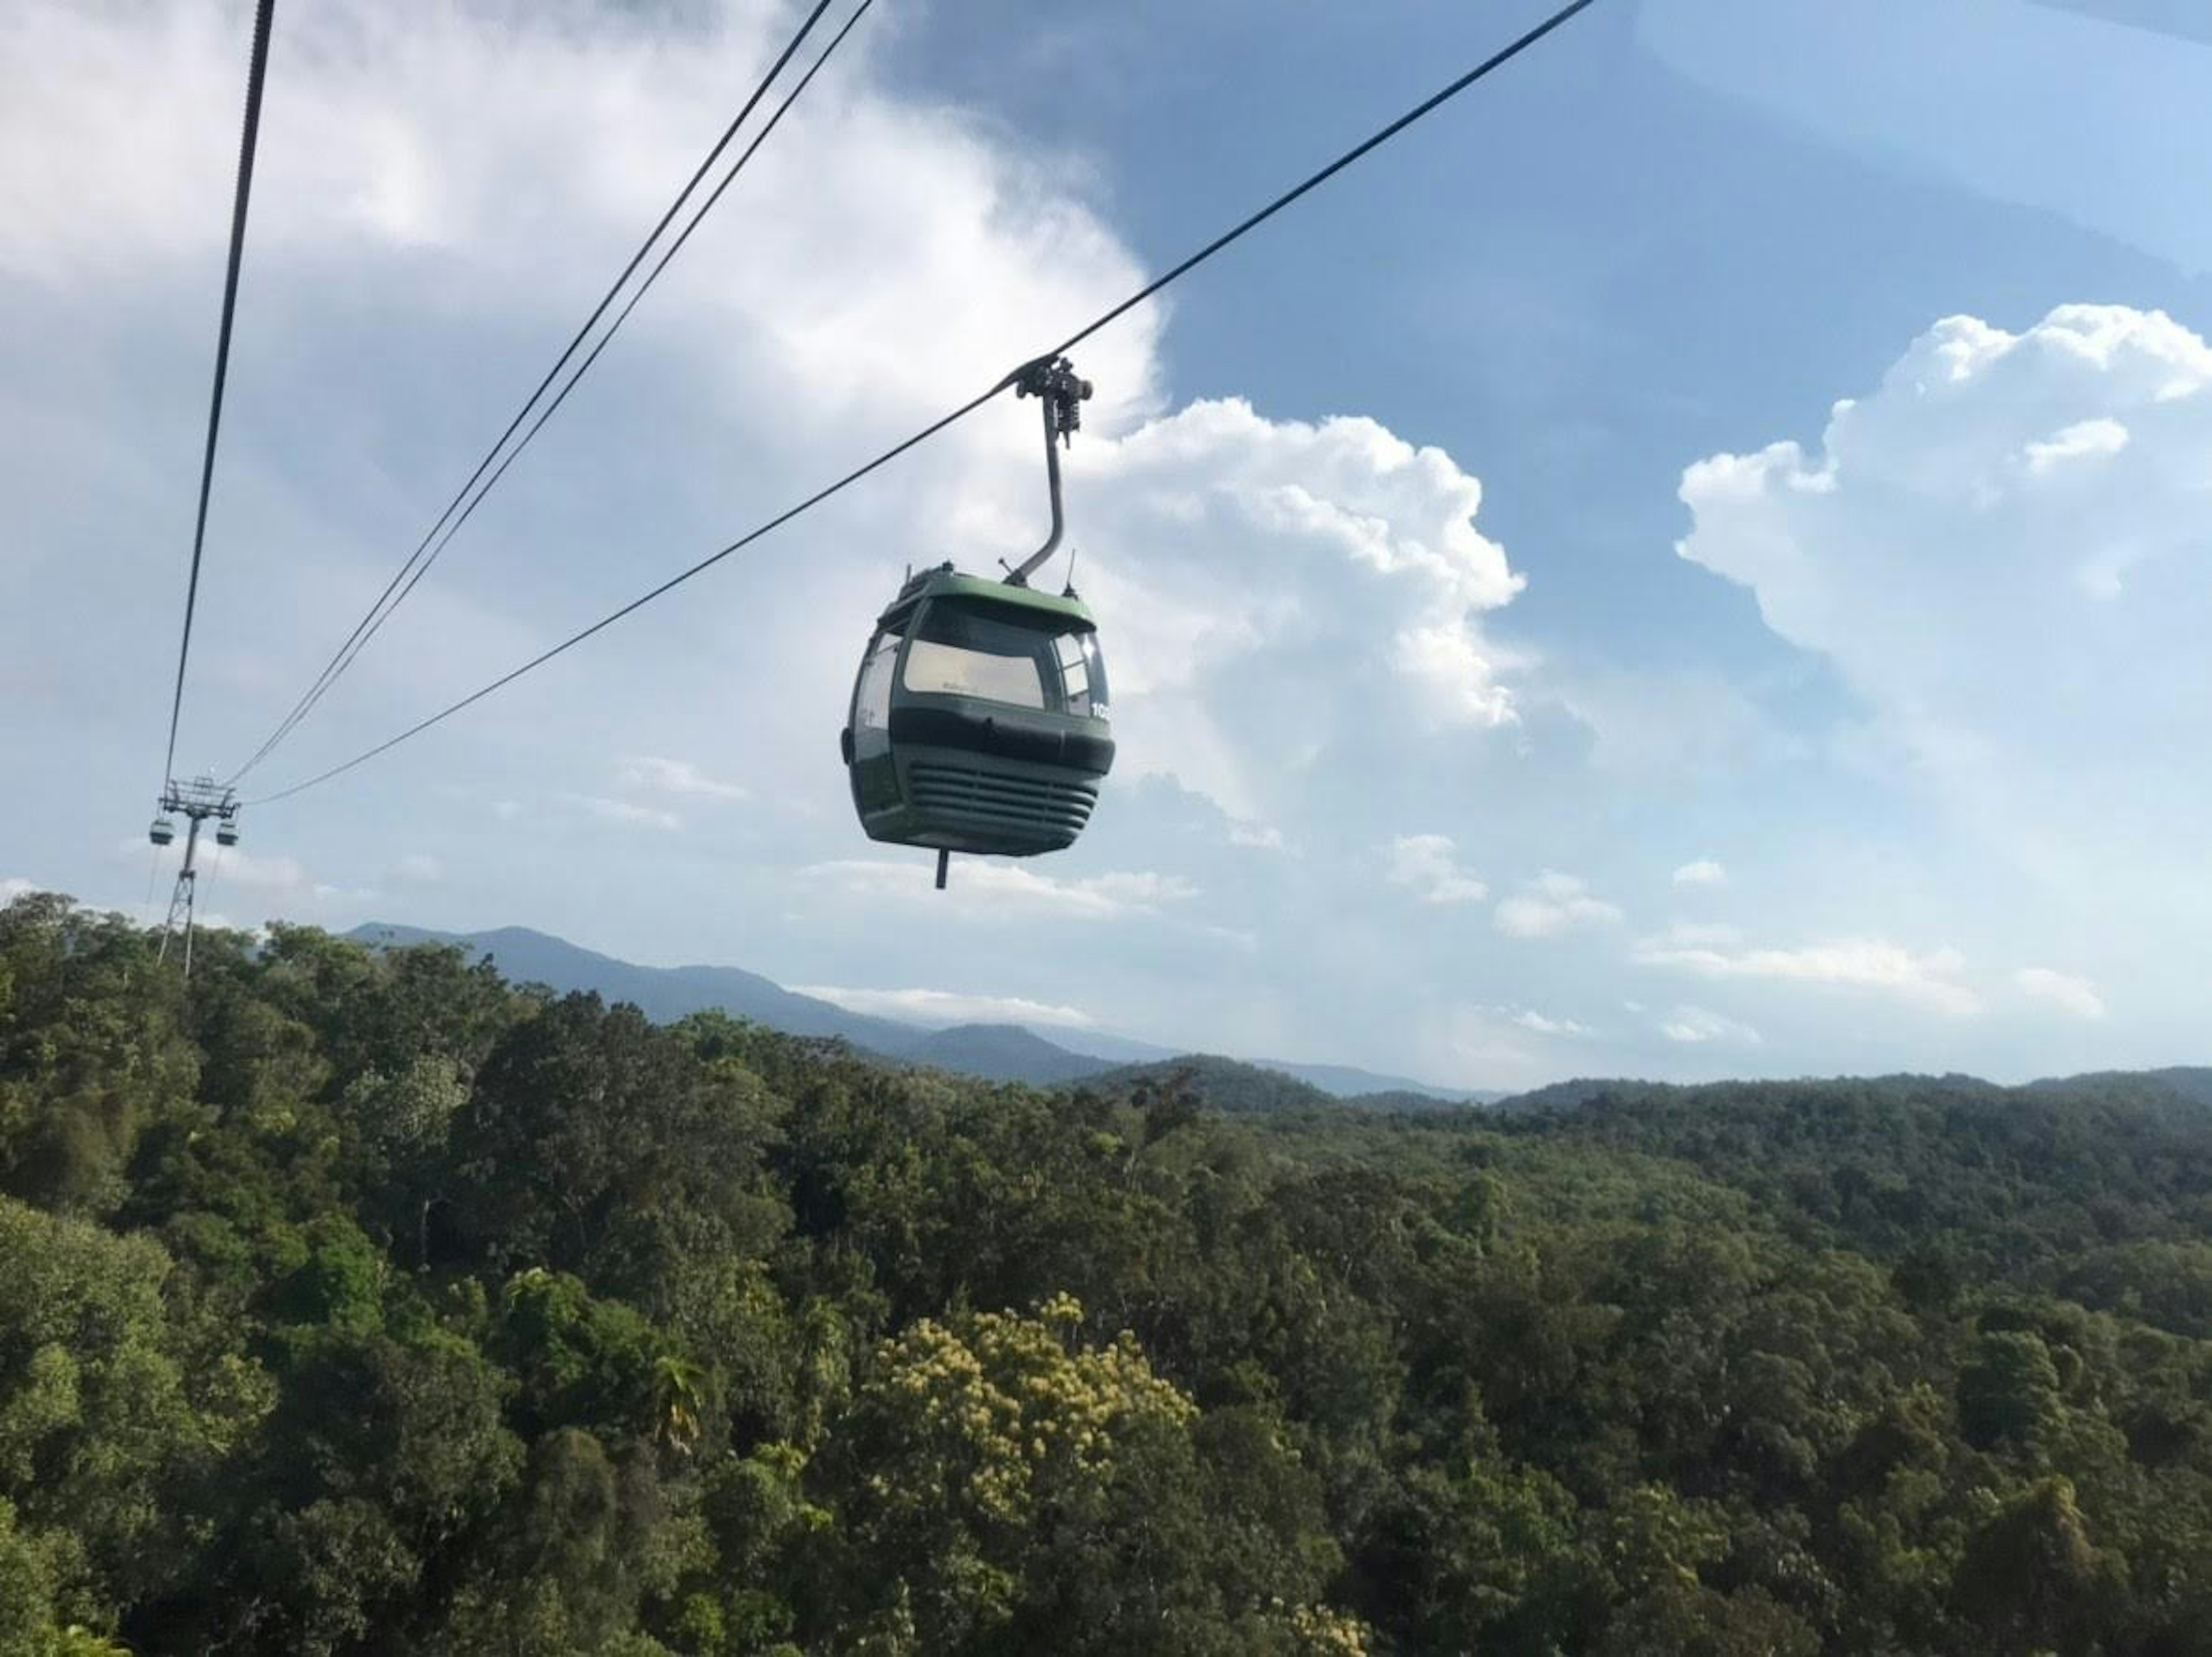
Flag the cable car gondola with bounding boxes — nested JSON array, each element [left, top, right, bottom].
[[839, 358, 1113, 887], [215, 818, 239, 848], [149, 817, 176, 847]]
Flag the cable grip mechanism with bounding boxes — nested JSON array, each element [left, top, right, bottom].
[[1003, 357, 1093, 587]]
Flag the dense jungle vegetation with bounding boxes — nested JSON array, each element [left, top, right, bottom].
[[3, 891, 2210, 1655]]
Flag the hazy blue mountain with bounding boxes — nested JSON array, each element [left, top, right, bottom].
[[1264, 1060, 1502, 1105], [1040, 1030, 1479, 1099], [900, 1024, 1115, 1086], [347, 924, 922, 1051], [346, 922, 1493, 1100], [1040, 1028, 1182, 1065], [350, 925, 1128, 1086]]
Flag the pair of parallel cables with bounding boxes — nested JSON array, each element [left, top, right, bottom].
[[165, 0, 1603, 807]]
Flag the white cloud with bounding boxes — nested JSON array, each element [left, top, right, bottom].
[[2023, 416, 2128, 473], [111, 839, 373, 913], [575, 796, 683, 832], [1673, 858, 1727, 888], [1422, 1005, 1556, 1093], [1072, 399, 1527, 824], [2013, 966, 2107, 1021], [1, 878, 35, 903], [804, 859, 1196, 920], [620, 754, 748, 802], [389, 853, 443, 885], [1659, 1005, 1763, 1045], [790, 984, 1097, 1030], [1494, 870, 1622, 939], [1228, 822, 1286, 851], [135, 839, 309, 894], [1510, 1008, 1592, 1038], [1676, 305, 2212, 901], [1634, 934, 1980, 1017], [1384, 833, 1487, 905]]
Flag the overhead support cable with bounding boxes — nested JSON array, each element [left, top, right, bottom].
[[250, 0, 1604, 806], [228, 0, 855, 784], [164, 0, 277, 787]]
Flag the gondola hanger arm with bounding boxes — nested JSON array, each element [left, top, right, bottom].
[[1002, 355, 1092, 587]]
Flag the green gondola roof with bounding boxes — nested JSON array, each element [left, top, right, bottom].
[[876, 565, 1096, 630]]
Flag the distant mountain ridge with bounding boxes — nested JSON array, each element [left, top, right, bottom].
[[349, 924, 922, 1049], [1081, 1055, 1486, 1115], [2026, 1067, 2212, 1110], [345, 923, 1497, 1102], [1497, 1068, 2212, 1117]]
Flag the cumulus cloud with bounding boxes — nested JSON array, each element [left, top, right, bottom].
[[389, 853, 443, 886], [620, 755, 748, 802], [790, 984, 1097, 1029], [2013, 966, 2107, 1020], [1634, 934, 1980, 1017], [804, 859, 1196, 920], [1384, 834, 1487, 905], [1677, 305, 2212, 879], [1673, 858, 1727, 888], [0, 878, 36, 903], [1071, 399, 1527, 823], [1658, 1005, 1763, 1045], [1494, 871, 1622, 939]]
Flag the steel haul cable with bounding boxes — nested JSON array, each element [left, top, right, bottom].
[[251, 0, 1603, 807], [164, 0, 276, 788], [228, 0, 854, 784]]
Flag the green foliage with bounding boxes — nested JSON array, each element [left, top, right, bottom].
[[494, 1267, 664, 1438], [0, 1195, 225, 1614], [1958, 1328, 2064, 1451], [6, 889, 2212, 1654]]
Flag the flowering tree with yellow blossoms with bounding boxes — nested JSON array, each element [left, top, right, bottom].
[[825, 1294, 1366, 1656]]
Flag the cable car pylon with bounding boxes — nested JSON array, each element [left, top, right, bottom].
[[150, 776, 241, 976]]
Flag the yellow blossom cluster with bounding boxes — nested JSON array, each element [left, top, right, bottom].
[[1283, 1601, 1375, 1655], [860, 1295, 1195, 1526]]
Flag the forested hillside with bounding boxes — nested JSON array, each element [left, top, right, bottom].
[[3, 892, 2210, 1655]]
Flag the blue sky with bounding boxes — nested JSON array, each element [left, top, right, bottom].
[[3, 0, 2206, 1089]]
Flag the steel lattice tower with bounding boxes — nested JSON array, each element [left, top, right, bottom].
[[151, 776, 240, 977]]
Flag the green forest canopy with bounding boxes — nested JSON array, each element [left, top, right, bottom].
[[2, 891, 2209, 1655]]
